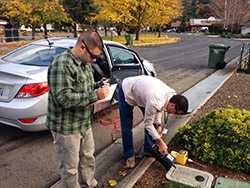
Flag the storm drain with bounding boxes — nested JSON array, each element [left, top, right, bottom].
[[166, 165, 214, 188], [215, 177, 250, 188]]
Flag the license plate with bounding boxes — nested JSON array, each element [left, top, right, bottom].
[[0, 85, 9, 99]]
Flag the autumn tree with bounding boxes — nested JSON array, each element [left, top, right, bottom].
[[92, 0, 114, 36], [93, 0, 133, 36], [0, 0, 69, 39], [0, 0, 31, 39], [38, 0, 70, 38], [62, 0, 98, 37], [93, 0, 130, 36], [129, 0, 153, 40], [93, 0, 153, 40], [94, 0, 182, 40], [149, 0, 182, 37], [26, 0, 69, 39]]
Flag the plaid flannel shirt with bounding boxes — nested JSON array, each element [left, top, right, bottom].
[[46, 50, 97, 135]]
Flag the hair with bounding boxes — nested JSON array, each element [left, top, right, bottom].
[[169, 94, 189, 115], [76, 30, 104, 51]]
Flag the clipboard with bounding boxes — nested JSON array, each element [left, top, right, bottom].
[[93, 84, 117, 105]]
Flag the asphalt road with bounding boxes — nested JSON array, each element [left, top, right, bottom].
[[0, 33, 244, 188], [135, 33, 242, 92]]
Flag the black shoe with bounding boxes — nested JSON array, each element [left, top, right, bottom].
[[144, 150, 153, 157]]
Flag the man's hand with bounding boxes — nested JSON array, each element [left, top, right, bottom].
[[96, 83, 109, 100], [156, 138, 168, 154]]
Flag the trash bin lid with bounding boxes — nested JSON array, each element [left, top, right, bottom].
[[209, 43, 230, 49]]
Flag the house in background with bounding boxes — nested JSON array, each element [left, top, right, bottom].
[[241, 25, 250, 36], [0, 20, 8, 43], [241, 10, 250, 36], [190, 17, 223, 32], [170, 21, 181, 32]]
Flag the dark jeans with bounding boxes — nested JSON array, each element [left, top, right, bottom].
[[118, 85, 155, 160]]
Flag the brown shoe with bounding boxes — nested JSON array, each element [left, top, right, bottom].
[[124, 156, 135, 169]]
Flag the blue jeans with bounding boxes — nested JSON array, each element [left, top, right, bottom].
[[118, 85, 155, 160]]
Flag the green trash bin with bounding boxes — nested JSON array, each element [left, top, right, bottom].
[[208, 44, 230, 69], [125, 34, 133, 47]]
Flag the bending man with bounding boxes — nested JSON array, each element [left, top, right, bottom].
[[118, 75, 188, 168]]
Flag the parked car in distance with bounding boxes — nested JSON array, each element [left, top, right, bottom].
[[0, 37, 156, 131], [200, 27, 209, 32], [165, 28, 176, 33]]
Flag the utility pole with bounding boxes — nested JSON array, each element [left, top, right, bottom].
[[224, 0, 228, 30]]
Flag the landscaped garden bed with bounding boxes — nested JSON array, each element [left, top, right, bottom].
[[134, 72, 250, 188]]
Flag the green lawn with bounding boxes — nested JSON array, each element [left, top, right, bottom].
[[102, 33, 179, 46]]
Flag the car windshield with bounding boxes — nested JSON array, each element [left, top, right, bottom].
[[2, 44, 67, 66]]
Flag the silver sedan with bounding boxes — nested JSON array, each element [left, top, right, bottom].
[[0, 38, 156, 131]]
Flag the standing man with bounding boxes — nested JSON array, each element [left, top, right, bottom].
[[118, 75, 188, 168], [47, 31, 108, 188]]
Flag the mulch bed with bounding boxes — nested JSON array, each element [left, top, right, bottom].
[[134, 72, 250, 188]]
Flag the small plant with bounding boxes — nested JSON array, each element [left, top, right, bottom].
[[176, 108, 250, 173], [220, 32, 232, 38]]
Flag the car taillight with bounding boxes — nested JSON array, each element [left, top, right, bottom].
[[18, 117, 37, 124], [16, 82, 48, 98]]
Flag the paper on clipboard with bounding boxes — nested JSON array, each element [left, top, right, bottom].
[[93, 84, 117, 105]]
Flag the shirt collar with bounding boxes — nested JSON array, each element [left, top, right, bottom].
[[161, 93, 175, 111], [68, 49, 86, 66]]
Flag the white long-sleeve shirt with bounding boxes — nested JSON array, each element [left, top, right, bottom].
[[122, 75, 176, 140]]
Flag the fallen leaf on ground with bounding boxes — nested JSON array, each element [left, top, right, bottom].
[[118, 169, 128, 177]]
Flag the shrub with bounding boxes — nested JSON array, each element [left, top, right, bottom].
[[176, 108, 250, 173], [220, 32, 232, 38]]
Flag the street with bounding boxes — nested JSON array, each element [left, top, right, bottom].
[[0, 34, 243, 188], [135, 33, 242, 92]]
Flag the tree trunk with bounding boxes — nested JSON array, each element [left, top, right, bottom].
[[104, 26, 108, 36], [13, 23, 19, 41], [73, 23, 77, 37], [158, 27, 161, 37], [117, 30, 121, 36], [9, 20, 19, 41], [116, 24, 122, 36], [154, 28, 157, 35], [43, 24, 48, 39], [135, 28, 140, 41], [32, 25, 36, 40], [110, 30, 113, 41]]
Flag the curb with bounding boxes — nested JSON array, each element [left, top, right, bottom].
[[116, 57, 239, 188], [232, 38, 250, 41]]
